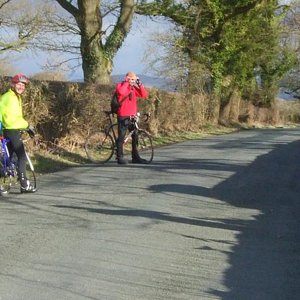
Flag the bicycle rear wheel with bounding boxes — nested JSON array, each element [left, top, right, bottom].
[[85, 130, 115, 163], [136, 129, 154, 164]]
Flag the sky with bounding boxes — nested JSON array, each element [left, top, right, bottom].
[[10, 0, 294, 80], [11, 16, 167, 80]]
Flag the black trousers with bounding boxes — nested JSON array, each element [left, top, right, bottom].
[[116, 116, 138, 158], [3, 129, 27, 178]]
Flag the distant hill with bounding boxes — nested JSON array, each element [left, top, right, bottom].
[[112, 74, 172, 91], [71, 74, 173, 91], [277, 88, 300, 101], [71, 75, 298, 99]]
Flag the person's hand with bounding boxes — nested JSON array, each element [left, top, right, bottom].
[[27, 125, 36, 138]]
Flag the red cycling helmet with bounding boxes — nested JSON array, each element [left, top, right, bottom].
[[11, 73, 29, 84]]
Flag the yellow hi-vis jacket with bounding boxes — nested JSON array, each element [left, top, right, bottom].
[[0, 89, 28, 130]]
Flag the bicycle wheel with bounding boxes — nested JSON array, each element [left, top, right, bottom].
[[136, 129, 154, 164], [0, 160, 12, 194], [25, 152, 37, 189], [85, 130, 115, 163]]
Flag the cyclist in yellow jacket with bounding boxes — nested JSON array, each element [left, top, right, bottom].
[[0, 73, 36, 193]]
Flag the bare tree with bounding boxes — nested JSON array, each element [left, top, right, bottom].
[[0, 0, 49, 53], [50, 0, 136, 84]]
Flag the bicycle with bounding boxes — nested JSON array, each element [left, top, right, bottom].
[[0, 130, 37, 194], [85, 111, 154, 164]]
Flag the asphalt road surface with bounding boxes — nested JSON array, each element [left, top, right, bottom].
[[0, 128, 300, 300]]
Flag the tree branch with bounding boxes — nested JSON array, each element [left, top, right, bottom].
[[55, 0, 79, 18]]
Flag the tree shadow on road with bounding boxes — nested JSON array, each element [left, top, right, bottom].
[[52, 129, 300, 299], [148, 139, 300, 300]]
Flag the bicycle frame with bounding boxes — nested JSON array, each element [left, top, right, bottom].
[[110, 114, 141, 149], [0, 137, 16, 175], [123, 116, 139, 144]]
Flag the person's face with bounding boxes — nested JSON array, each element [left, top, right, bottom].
[[127, 74, 137, 86], [12, 82, 26, 95]]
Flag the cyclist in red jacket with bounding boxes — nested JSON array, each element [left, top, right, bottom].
[[115, 71, 148, 165]]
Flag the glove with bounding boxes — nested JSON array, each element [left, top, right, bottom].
[[27, 125, 36, 138]]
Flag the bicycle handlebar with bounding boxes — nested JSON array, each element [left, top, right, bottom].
[[131, 112, 151, 123]]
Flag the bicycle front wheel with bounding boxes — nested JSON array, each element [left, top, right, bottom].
[[25, 152, 37, 190], [85, 130, 115, 163], [136, 129, 154, 164], [0, 160, 12, 194]]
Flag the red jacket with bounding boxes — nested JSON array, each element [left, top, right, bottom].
[[115, 81, 148, 117]]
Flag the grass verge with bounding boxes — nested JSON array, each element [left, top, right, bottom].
[[31, 125, 238, 174]]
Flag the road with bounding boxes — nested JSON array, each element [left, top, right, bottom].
[[0, 128, 300, 300]]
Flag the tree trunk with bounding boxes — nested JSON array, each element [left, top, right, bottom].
[[80, 29, 112, 84], [219, 87, 241, 123], [77, 0, 111, 83], [56, 0, 135, 84]]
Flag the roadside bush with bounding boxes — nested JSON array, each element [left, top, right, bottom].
[[276, 100, 300, 124], [0, 76, 299, 155]]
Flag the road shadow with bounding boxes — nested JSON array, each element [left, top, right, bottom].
[[148, 139, 300, 300], [51, 129, 300, 299]]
